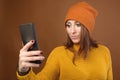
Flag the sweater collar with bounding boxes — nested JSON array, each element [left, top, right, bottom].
[[73, 44, 80, 52]]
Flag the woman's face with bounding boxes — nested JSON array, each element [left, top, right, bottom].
[[66, 20, 82, 44]]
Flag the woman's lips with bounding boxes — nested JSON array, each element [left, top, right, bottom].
[[71, 36, 78, 39]]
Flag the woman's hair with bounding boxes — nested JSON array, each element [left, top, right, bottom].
[[64, 24, 98, 58]]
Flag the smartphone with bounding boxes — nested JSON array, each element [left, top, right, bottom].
[[19, 23, 41, 64]]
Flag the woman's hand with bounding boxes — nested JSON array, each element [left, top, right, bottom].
[[18, 40, 45, 72]]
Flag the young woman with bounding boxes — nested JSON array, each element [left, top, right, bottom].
[[17, 2, 113, 80]]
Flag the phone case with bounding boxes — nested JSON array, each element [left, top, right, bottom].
[[19, 23, 41, 64]]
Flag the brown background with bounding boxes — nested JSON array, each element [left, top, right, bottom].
[[0, 0, 120, 80]]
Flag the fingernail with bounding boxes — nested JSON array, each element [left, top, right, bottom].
[[31, 40, 35, 43], [40, 51, 44, 54]]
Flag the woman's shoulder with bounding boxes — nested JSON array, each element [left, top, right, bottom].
[[97, 44, 112, 64], [94, 44, 111, 57], [97, 44, 110, 52], [48, 46, 66, 58], [91, 44, 111, 60]]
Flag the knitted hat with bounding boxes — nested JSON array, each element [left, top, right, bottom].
[[65, 2, 98, 33]]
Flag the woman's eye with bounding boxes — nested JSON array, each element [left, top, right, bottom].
[[65, 24, 71, 28], [76, 23, 81, 27]]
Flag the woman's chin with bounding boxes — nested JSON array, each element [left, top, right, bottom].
[[72, 40, 80, 44]]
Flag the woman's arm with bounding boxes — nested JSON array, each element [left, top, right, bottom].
[[16, 40, 45, 80], [104, 46, 113, 80], [17, 41, 60, 80]]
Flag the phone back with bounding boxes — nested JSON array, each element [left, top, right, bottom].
[[19, 23, 41, 64], [19, 23, 39, 51]]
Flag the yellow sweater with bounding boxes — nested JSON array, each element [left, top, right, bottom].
[[17, 44, 113, 80]]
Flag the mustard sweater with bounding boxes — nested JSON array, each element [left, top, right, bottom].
[[17, 44, 113, 80]]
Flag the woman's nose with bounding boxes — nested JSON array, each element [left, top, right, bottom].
[[71, 27, 76, 34]]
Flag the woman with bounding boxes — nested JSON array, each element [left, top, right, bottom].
[[17, 1, 113, 80]]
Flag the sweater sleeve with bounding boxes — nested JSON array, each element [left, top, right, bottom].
[[16, 68, 36, 80], [36, 47, 60, 80], [16, 47, 60, 80], [104, 46, 113, 80]]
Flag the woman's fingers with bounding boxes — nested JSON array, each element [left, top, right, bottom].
[[20, 61, 40, 67], [20, 55, 45, 68], [20, 40, 35, 52], [20, 55, 45, 62], [19, 50, 43, 57], [19, 40, 45, 69]]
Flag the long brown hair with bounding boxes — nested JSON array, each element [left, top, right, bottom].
[[64, 24, 98, 58]]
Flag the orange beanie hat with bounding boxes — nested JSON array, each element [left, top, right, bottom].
[[65, 2, 98, 33]]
